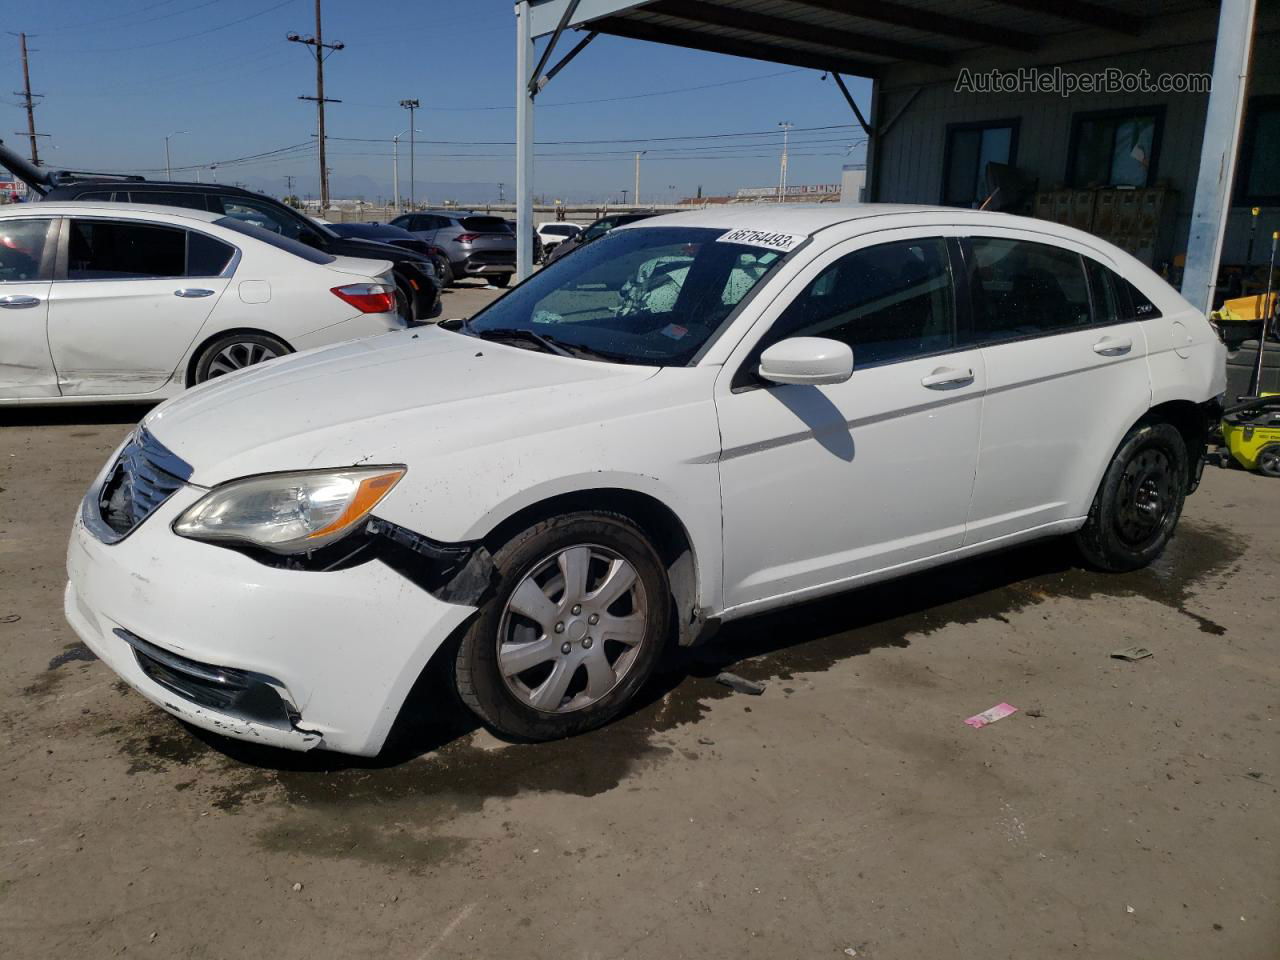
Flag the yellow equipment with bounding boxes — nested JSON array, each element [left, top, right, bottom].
[[1221, 394, 1280, 477]]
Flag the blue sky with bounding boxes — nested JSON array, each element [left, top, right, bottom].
[[6, 0, 872, 204]]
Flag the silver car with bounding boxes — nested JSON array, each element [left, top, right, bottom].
[[391, 211, 516, 287]]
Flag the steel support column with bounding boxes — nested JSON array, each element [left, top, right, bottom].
[[1182, 0, 1257, 314], [516, 1, 536, 279]]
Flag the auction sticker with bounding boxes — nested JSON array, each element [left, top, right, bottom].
[[717, 228, 805, 252]]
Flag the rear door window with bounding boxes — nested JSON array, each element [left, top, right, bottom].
[[186, 231, 236, 276], [0, 218, 53, 282], [66, 219, 186, 280], [961, 237, 1092, 344], [125, 191, 210, 212], [461, 216, 507, 233]]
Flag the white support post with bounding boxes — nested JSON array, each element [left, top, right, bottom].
[[516, 1, 536, 280], [1181, 0, 1257, 315]]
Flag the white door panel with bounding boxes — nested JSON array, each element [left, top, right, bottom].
[[0, 281, 56, 399], [47, 278, 228, 396], [718, 350, 985, 609], [965, 324, 1149, 543], [714, 227, 982, 614]]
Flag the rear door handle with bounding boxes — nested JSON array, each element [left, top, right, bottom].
[[174, 288, 215, 298], [920, 367, 975, 389], [0, 294, 41, 309], [1093, 335, 1133, 356]]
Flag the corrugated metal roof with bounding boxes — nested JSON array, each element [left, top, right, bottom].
[[582, 0, 1218, 76]]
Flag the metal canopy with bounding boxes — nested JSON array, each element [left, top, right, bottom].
[[515, 0, 1251, 311]]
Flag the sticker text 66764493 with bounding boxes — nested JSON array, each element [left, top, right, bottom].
[[716, 228, 805, 253]]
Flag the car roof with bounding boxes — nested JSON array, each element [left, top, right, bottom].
[[0, 201, 223, 223], [46, 180, 262, 199], [609, 202, 1105, 246]]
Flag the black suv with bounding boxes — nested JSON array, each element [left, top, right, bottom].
[[0, 139, 438, 320]]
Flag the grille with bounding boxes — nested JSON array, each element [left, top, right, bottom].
[[96, 428, 192, 539]]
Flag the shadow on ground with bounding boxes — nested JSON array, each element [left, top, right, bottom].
[[96, 520, 1240, 845]]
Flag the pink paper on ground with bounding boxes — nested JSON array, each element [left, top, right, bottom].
[[964, 702, 1018, 729]]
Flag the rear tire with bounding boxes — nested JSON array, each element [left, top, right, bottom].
[[192, 332, 290, 384], [1075, 421, 1188, 572], [1257, 443, 1280, 478], [454, 511, 670, 741], [491, 273, 512, 288]]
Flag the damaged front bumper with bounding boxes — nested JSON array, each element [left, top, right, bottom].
[[65, 484, 479, 757]]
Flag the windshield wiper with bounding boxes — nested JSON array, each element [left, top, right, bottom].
[[473, 327, 573, 358]]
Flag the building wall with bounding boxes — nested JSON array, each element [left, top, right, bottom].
[[873, 25, 1280, 269]]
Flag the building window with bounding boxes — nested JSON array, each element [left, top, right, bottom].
[[1237, 96, 1280, 205], [1068, 107, 1163, 188], [942, 120, 1019, 207]]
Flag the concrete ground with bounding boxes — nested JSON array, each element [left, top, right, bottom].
[[2, 303, 1276, 958]]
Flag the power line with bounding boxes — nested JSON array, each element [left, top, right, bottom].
[[339, 67, 807, 114], [65, 0, 298, 53], [319, 123, 857, 148]]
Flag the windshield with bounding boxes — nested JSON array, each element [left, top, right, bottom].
[[463, 226, 787, 366]]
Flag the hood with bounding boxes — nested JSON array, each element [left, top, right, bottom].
[[144, 325, 658, 484], [326, 234, 431, 264]]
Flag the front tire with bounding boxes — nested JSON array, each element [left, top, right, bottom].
[[192, 332, 290, 384], [1075, 421, 1188, 572], [454, 512, 670, 741]]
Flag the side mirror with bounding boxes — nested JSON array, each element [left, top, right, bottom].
[[758, 337, 853, 386]]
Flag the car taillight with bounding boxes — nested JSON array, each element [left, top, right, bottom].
[[331, 282, 396, 314], [453, 233, 479, 244]]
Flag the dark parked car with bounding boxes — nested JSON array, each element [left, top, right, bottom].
[[327, 221, 455, 288], [542, 212, 658, 265], [0, 138, 439, 320], [504, 219, 543, 265], [391, 211, 516, 287]]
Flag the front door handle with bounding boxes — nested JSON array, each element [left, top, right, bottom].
[[1093, 335, 1133, 356], [0, 294, 41, 309], [920, 367, 975, 389], [174, 288, 215, 298]]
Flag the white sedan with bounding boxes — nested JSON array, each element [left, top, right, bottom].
[[65, 205, 1224, 755], [0, 202, 401, 404]]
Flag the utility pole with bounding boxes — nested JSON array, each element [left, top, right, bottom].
[[13, 32, 44, 165], [634, 151, 646, 206], [498, 182, 504, 203], [164, 130, 187, 181], [288, 0, 343, 211], [400, 99, 419, 209], [777, 121, 793, 202], [284, 174, 296, 197]]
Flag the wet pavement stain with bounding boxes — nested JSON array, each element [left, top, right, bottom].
[[22, 643, 99, 697], [103, 520, 1241, 856]]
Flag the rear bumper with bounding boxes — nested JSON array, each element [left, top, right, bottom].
[[458, 253, 515, 276], [65, 487, 477, 756]]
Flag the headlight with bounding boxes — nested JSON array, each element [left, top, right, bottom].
[[173, 467, 405, 554]]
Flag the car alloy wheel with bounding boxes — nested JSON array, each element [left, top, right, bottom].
[[496, 544, 648, 714], [207, 340, 282, 378]]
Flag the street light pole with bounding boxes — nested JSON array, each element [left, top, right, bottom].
[[400, 99, 420, 209], [392, 132, 400, 213], [777, 121, 793, 202], [634, 150, 646, 206], [164, 130, 187, 181]]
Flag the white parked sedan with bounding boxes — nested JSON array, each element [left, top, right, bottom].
[[65, 205, 1224, 755], [0, 202, 401, 404]]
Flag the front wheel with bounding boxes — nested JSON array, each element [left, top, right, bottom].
[[454, 512, 670, 741], [1075, 421, 1188, 572]]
